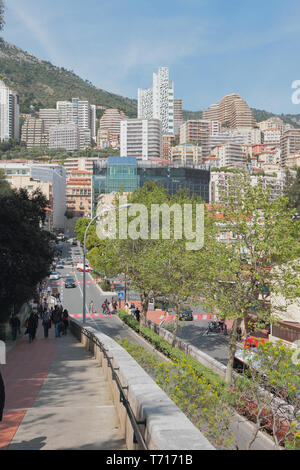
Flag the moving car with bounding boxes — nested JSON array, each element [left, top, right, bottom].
[[56, 261, 64, 269], [50, 272, 60, 280], [76, 264, 92, 272], [65, 277, 76, 288], [64, 258, 73, 266], [179, 307, 194, 321]]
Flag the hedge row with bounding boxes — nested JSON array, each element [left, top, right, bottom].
[[118, 309, 224, 386]]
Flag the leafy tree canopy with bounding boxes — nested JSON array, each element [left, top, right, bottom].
[[0, 188, 54, 321]]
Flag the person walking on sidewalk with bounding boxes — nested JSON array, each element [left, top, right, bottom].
[[89, 300, 95, 314], [27, 312, 37, 343], [32, 311, 39, 341], [62, 309, 69, 335], [41, 308, 52, 339], [51, 306, 62, 338], [9, 314, 21, 341]]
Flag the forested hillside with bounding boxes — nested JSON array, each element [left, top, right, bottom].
[[1, 39, 300, 127], [0, 40, 137, 117]]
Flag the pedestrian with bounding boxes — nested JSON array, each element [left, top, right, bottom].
[[112, 299, 118, 311], [27, 312, 37, 343], [102, 300, 108, 314], [41, 309, 52, 339], [62, 309, 69, 335], [9, 314, 21, 341], [51, 306, 62, 338], [134, 307, 141, 323], [47, 286, 51, 297], [89, 300, 95, 314], [32, 312, 39, 340], [0, 369, 5, 422], [130, 303, 135, 317]]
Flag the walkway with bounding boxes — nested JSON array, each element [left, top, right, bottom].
[[0, 323, 126, 450]]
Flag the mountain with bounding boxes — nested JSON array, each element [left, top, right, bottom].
[[0, 40, 137, 117], [1, 40, 300, 128]]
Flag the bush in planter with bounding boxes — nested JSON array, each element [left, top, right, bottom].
[[100, 279, 111, 291], [118, 308, 223, 386]]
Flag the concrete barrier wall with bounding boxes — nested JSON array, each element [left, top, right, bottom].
[[146, 319, 227, 379], [70, 318, 215, 451]]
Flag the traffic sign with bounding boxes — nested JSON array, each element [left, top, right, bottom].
[[118, 292, 125, 300]]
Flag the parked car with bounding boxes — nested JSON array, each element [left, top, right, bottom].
[[179, 307, 193, 321], [76, 264, 92, 272], [65, 277, 76, 288], [64, 258, 73, 266], [50, 272, 60, 280], [56, 261, 64, 269]]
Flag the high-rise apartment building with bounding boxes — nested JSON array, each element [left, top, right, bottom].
[[138, 66, 175, 135], [264, 128, 282, 145], [211, 142, 246, 169], [258, 117, 293, 133], [203, 93, 256, 129], [64, 157, 98, 179], [174, 99, 183, 137], [0, 80, 20, 142], [179, 120, 210, 159], [49, 123, 80, 151], [171, 144, 202, 166], [97, 108, 128, 147], [281, 129, 300, 168], [39, 109, 60, 133], [21, 117, 49, 148], [66, 170, 92, 217], [56, 98, 96, 142], [162, 135, 175, 160], [120, 119, 162, 160]]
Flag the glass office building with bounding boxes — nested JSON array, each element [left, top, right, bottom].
[[92, 157, 210, 212]]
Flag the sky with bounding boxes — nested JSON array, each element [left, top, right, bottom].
[[3, 0, 300, 114]]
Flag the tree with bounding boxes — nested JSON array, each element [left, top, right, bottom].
[[114, 182, 170, 326], [202, 174, 300, 385], [0, 188, 54, 322], [284, 168, 300, 213], [0, 169, 12, 196], [234, 341, 300, 449], [137, 190, 211, 339]]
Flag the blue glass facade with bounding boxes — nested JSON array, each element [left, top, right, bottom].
[[93, 157, 210, 212]]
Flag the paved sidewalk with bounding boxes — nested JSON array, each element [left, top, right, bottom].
[[0, 322, 126, 450]]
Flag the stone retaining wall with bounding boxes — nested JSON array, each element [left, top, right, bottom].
[[70, 318, 215, 451]]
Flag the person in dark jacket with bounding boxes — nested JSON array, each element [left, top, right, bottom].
[[0, 370, 5, 421], [27, 312, 38, 343], [51, 307, 62, 338], [62, 310, 69, 335], [9, 314, 21, 341]]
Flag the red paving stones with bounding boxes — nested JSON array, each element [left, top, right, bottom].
[[0, 410, 27, 450], [0, 326, 56, 449]]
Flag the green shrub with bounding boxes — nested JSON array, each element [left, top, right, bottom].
[[118, 309, 223, 386], [118, 337, 235, 449]]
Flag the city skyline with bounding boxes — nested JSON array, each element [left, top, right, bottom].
[[3, 0, 300, 115]]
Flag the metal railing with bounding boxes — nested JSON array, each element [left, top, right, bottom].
[[70, 320, 148, 450]]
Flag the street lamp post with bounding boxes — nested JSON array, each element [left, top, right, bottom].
[[82, 204, 131, 325]]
